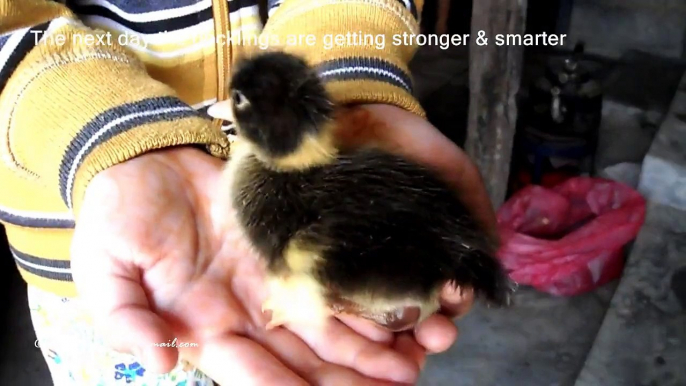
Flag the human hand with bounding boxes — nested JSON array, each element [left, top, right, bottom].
[[332, 104, 500, 353], [335, 104, 499, 242], [70, 146, 425, 385]]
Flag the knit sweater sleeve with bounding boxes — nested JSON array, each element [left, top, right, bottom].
[[261, 0, 426, 118], [0, 0, 230, 222]]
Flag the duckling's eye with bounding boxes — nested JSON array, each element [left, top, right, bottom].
[[232, 90, 250, 110]]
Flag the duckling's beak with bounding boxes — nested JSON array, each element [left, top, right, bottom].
[[207, 99, 234, 121]]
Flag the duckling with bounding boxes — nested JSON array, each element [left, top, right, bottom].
[[208, 51, 512, 332]]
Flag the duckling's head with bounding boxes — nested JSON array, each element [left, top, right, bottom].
[[208, 51, 337, 170]]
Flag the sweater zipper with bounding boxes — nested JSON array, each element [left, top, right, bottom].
[[211, 0, 232, 129]]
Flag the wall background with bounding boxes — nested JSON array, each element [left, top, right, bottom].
[[565, 0, 686, 59]]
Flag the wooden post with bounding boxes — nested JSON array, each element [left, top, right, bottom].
[[435, 0, 452, 35], [465, 0, 528, 207]]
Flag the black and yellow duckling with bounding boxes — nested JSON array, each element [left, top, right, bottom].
[[207, 51, 512, 332]]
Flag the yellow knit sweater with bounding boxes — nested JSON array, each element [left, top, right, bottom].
[[0, 0, 425, 297]]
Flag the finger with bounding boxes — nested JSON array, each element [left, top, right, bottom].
[[71, 256, 179, 373], [287, 320, 420, 384], [413, 315, 458, 354], [393, 333, 427, 370], [252, 328, 394, 386], [182, 335, 310, 386], [440, 284, 475, 319], [335, 314, 394, 344]]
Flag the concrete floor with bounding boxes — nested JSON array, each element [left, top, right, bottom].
[[2, 47, 685, 385], [417, 284, 618, 386], [576, 70, 686, 386]]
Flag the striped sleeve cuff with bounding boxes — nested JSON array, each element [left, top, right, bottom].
[[12, 245, 72, 282], [57, 96, 206, 210], [0, 16, 230, 219], [261, 0, 426, 117], [0, 203, 75, 228]]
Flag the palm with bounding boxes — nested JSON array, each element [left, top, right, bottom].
[[71, 147, 421, 385]]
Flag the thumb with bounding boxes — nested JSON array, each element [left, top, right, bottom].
[[71, 249, 179, 373]]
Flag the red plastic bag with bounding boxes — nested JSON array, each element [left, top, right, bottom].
[[496, 177, 647, 296]]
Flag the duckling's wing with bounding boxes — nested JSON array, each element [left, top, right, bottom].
[[300, 149, 512, 306]]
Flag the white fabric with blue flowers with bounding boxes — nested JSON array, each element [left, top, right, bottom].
[[28, 285, 214, 386]]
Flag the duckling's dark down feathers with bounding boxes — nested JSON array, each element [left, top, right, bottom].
[[232, 146, 512, 307]]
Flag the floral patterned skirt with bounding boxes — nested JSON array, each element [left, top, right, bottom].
[[27, 285, 215, 386]]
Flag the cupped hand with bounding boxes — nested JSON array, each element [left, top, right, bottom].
[[334, 104, 500, 353], [70, 146, 424, 385]]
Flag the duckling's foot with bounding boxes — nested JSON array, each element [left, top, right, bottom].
[[331, 300, 422, 332], [261, 297, 288, 330], [260, 274, 331, 330]]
